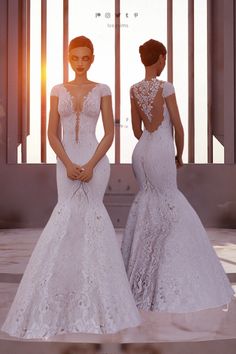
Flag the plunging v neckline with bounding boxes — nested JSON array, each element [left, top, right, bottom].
[[62, 83, 100, 115], [61, 83, 100, 143]]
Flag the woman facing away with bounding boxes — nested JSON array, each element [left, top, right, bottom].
[[1, 36, 141, 339], [121, 39, 235, 313]]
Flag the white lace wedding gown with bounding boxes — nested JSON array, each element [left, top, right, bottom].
[[121, 78, 235, 313], [1, 82, 141, 339]]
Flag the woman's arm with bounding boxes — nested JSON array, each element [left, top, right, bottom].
[[48, 95, 81, 179], [78, 94, 114, 182], [165, 93, 184, 167], [130, 88, 143, 140]]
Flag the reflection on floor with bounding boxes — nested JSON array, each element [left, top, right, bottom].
[[0, 228, 235, 354]]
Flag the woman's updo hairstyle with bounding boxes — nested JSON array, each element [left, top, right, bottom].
[[68, 36, 94, 54], [139, 39, 166, 66]]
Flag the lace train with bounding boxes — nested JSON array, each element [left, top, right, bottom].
[[122, 186, 235, 312], [1, 82, 141, 339], [2, 184, 141, 338], [121, 78, 235, 312]]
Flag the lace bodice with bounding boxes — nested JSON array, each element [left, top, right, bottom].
[[130, 79, 175, 128], [121, 78, 234, 313], [1, 80, 142, 339], [50, 83, 111, 144]]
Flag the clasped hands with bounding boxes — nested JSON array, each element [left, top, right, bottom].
[[66, 162, 93, 182]]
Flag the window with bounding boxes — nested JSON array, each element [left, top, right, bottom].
[[15, 0, 225, 164]]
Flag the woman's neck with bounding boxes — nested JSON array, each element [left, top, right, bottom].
[[144, 67, 158, 81], [71, 74, 89, 85]]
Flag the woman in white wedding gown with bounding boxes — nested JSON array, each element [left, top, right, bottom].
[[1, 36, 141, 339], [121, 39, 235, 313]]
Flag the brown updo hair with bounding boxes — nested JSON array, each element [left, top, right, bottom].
[[139, 39, 166, 66], [68, 36, 94, 54]]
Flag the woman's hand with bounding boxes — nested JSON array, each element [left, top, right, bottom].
[[77, 162, 94, 182], [66, 162, 82, 180], [175, 155, 184, 168]]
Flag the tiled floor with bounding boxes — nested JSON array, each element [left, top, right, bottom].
[[0, 228, 235, 353]]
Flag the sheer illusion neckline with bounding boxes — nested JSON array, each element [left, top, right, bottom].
[[61, 82, 100, 115], [61, 82, 100, 143]]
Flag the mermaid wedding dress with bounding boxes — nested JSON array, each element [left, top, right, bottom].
[[121, 78, 235, 312], [1, 82, 141, 339]]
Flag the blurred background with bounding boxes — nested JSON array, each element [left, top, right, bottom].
[[0, 1, 236, 226], [1, 0, 236, 230]]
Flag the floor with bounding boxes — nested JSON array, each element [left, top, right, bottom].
[[0, 228, 235, 354]]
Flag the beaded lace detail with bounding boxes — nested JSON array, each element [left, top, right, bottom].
[[121, 79, 235, 312], [131, 78, 164, 121], [61, 84, 99, 143], [1, 82, 142, 339]]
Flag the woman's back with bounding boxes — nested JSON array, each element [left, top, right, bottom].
[[121, 73, 234, 313], [130, 78, 175, 136]]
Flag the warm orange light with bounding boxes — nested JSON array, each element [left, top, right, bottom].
[[41, 63, 47, 84]]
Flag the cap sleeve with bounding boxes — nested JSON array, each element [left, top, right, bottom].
[[50, 84, 59, 97], [163, 81, 175, 98], [101, 84, 112, 97]]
